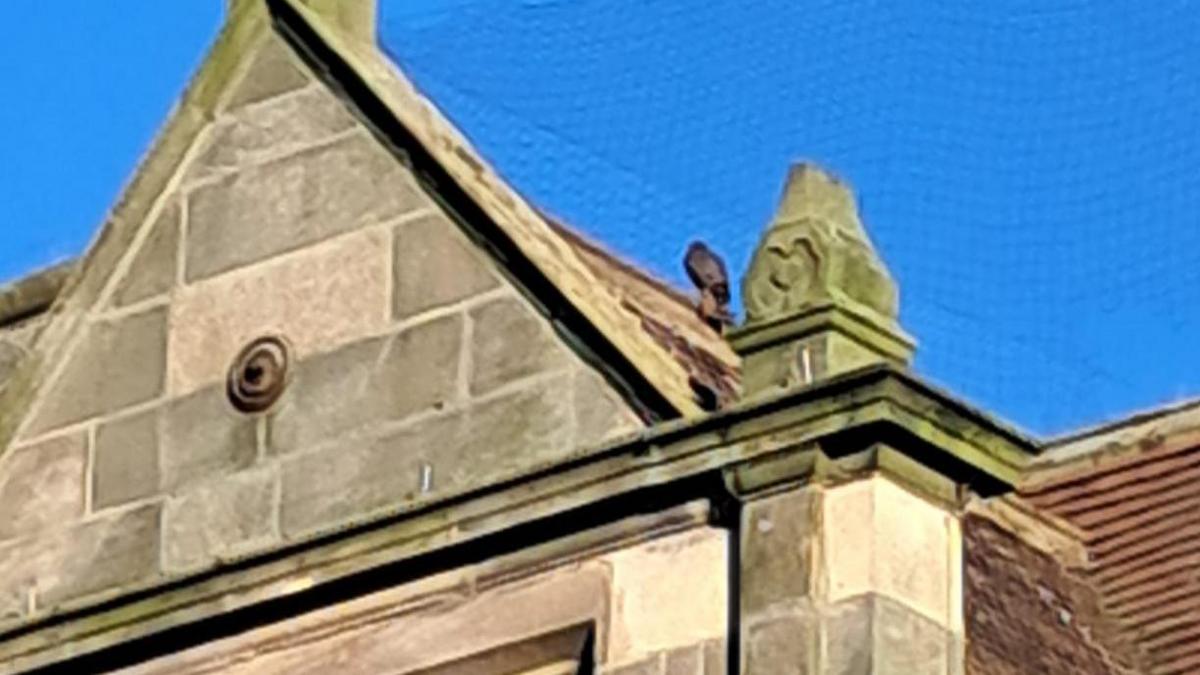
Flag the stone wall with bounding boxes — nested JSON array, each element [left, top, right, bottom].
[[0, 314, 49, 399], [740, 473, 965, 674], [0, 33, 640, 629], [113, 506, 728, 675]]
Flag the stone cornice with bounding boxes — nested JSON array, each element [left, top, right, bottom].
[[0, 364, 1038, 672]]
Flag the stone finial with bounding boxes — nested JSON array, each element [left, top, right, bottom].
[[730, 164, 914, 397]]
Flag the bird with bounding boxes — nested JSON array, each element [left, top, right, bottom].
[[683, 241, 734, 333]]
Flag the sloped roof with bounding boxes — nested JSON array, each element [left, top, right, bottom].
[[1018, 401, 1200, 675], [545, 217, 740, 408]]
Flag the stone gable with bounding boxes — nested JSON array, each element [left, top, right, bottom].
[[0, 30, 640, 625]]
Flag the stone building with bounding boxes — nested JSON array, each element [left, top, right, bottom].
[[0, 1, 1196, 673]]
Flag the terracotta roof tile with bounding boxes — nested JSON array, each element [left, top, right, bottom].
[[1022, 407, 1200, 675], [546, 217, 741, 410]]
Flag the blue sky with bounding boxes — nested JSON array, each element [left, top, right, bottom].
[[3, 1, 1199, 435], [0, 3, 221, 282]]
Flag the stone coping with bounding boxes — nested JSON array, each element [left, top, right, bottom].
[[0, 262, 74, 329], [0, 364, 1039, 672]]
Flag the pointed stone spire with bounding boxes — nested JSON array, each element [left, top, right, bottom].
[[730, 163, 915, 397]]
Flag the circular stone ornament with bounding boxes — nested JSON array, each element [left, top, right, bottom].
[[227, 336, 291, 413]]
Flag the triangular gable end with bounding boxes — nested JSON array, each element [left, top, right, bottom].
[[0, 2, 643, 629]]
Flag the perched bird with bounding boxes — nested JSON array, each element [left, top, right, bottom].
[[684, 241, 734, 333]]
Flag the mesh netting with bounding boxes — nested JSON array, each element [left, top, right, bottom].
[[381, 0, 1200, 434]]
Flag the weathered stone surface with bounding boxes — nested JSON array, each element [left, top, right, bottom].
[[269, 313, 462, 455], [93, 410, 160, 509], [392, 212, 500, 319], [441, 379, 573, 492], [873, 477, 955, 628], [606, 656, 662, 675], [823, 596, 874, 675], [113, 202, 179, 307], [161, 386, 257, 492], [0, 433, 85, 540], [163, 468, 277, 573], [122, 563, 607, 675], [664, 645, 702, 675], [702, 639, 727, 675], [823, 479, 874, 603], [0, 339, 25, 387], [26, 308, 167, 435], [280, 412, 465, 537], [469, 296, 569, 395], [375, 314, 464, 421], [186, 131, 422, 281], [742, 486, 818, 616], [606, 528, 728, 666], [745, 614, 816, 675], [225, 36, 312, 111], [0, 505, 160, 612], [873, 594, 954, 675], [574, 366, 640, 445], [192, 85, 356, 182], [169, 226, 391, 396]]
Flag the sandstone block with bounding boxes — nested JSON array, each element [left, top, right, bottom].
[[268, 313, 462, 455], [280, 412, 466, 537], [574, 366, 640, 445], [392, 212, 500, 319], [112, 201, 179, 307], [0, 339, 25, 387], [93, 409, 160, 509], [225, 37, 312, 110], [822, 479, 875, 603], [873, 594, 956, 675], [186, 131, 421, 281], [822, 596, 873, 675], [0, 504, 160, 612], [606, 657, 662, 675], [873, 477, 955, 627], [605, 528, 728, 666], [441, 378, 573, 492], [161, 386, 257, 492], [469, 296, 569, 396], [169, 227, 391, 396], [192, 85, 356, 181], [664, 645, 702, 675], [745, 614, 816, 675], [163, 468, 277, 573], [741, 486, 819, 616], [702, 640, 727, 675], [26, 308, 167, 435], [0, 433, 85, 541]]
